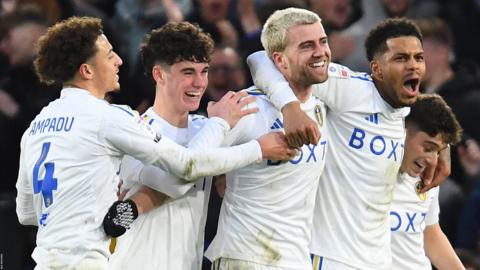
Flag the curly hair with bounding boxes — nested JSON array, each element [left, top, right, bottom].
[[407, 94, 462, 145], [34, 16, 103, 85], [140, 22, 214, 78], [365, 18, 423, 62]]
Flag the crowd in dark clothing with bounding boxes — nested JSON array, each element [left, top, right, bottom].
[[1, 0, 480, 269]]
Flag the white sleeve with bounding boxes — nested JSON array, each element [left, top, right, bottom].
[[15, 133, 37, 226], [425, 187, 440, 226], [247, 51, 298, 110], [187, 117, 231, 149], [102, 110, 262, 181]]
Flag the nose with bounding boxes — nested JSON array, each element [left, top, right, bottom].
[[114, 52, 123, 67], [193, 73, 208, 89]]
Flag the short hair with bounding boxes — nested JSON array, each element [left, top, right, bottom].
[[406, 94, 462, 145], [261, 7, 320, 58], [140, 22, 214, 78], [415, 18, 453, 47], [365, 18, 423, 62], [34, 16, 103, 85]]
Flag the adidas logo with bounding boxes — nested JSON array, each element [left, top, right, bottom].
[[270, 118, 284, 130], [365, 113, 379, 124]]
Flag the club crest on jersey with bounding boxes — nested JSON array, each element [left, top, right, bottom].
[[314, 105, 323, 126], [415, 180, 427, 201]]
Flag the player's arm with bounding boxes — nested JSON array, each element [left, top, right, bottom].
[[424, 223, 465, 270], [421, 145, 451, 193], [15, 133, 37, 226], [247, 51, 320, 147]]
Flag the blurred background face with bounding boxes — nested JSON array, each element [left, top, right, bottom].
[[308, 0, 352, 30], [198, 0, 230, 22], [0, 22, 46, 66], [422, 38, 449, 85], [207, 47, 245, 100], [382, 0, 410, 17]]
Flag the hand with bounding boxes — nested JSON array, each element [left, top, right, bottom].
[[103, 199, 139, 237], [421, 146, 451, 193], [116, 179, 128, 201], [207, 90, 258, 128], [282, 101, 321, 148], [214, 175, 227, 198], [257, 132, 298, 160]]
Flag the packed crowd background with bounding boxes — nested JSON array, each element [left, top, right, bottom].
[[1, 0, 479, 269]]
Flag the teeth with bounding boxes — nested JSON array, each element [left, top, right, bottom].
[[310, 60, 325, 68], [186, 92, 201, 97]]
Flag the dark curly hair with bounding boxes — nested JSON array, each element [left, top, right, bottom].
[[365, 18, 423, 62], [407, 94, 462, 145], [140, 22, 214, 78], [34, 16, 103, 85]]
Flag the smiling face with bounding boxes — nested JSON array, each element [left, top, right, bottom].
[[273, 22, 331, 92], [158, 60, 209, 113], [372, 36, 425, 108], [401, 125, 446, 177], [88, 34, 123, 95]]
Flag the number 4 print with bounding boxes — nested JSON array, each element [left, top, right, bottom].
[[33, 142, 57, 208]]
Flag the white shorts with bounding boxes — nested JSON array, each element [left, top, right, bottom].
[[311, 255, 358, 270], [212, 258, 300, 270], [34, 250, 108, 270]]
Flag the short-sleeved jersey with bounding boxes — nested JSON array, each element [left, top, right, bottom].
[[308, 64, 408, 270], [248, 54, 409, 270], [390, 173, 439, 270], [15, 88, 158, 267], [205, 89, 328, 269], [108, 109, 212, 270], [15, 88, 263, 269]]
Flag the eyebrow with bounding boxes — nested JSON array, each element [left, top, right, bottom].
[[180, 67, 196, 73], [424, 140, 442, 149]]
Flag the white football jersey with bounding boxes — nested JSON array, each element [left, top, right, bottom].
[[390, 173, 439, 270], [248, 53, 409, 270], [205, 89, 328, 269], [15, 88, 263, 269], [108, 109, 212, 270]]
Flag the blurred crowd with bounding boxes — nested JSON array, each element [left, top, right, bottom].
[[1, 0, 480, 269]]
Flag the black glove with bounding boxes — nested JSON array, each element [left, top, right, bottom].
[[103, 199, 138, 237]]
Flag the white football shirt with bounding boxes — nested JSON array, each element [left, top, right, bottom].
[[15, 87, 263, 268], [205, 89, 328, 269], [248, 52, 409, 269], [109, 109, 212, 270], [390, 173, 439, 270]]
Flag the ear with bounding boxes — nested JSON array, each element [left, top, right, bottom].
[[78, 63, 94, 80], [370, 60, 382, 80], [271, 51, 288, 72], [152, 65, 165, 85]]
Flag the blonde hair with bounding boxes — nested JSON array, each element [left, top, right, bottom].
[[261, 8, 321, 58]]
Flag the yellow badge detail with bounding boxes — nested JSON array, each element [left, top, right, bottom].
[[415, 180, 427, 201]]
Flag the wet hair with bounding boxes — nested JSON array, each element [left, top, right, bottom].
[[365, 18, 422, 62], [140, 22, 214, 78], [261, 7, 320, 57], [406, 94, 462, 145], [34, 16, 103, 85]]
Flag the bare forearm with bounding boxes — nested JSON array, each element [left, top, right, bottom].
[[130, 186, 168, 214], [425, 224, 465, 270]]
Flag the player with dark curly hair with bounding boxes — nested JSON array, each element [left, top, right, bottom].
[[15, 17, 294, 269]]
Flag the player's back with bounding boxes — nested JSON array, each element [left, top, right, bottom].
[[205, 91, 328, 269], [19, 88, 123, 266]]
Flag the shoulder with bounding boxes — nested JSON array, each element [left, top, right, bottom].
[[327, 63, 373, 82]]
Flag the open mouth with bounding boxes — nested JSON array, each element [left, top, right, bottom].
[[185, 91, 201, 98], [403, 78, 419, 96], [309, 60, 326, 68]]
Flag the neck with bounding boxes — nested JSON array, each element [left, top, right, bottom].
[[373, 78, 399, 108], [64, 80, 105, 99], [288, 80, 312, 103], [152, 87, 188, 128]]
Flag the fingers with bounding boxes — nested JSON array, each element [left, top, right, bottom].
[[307, 125, 321, 145]]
